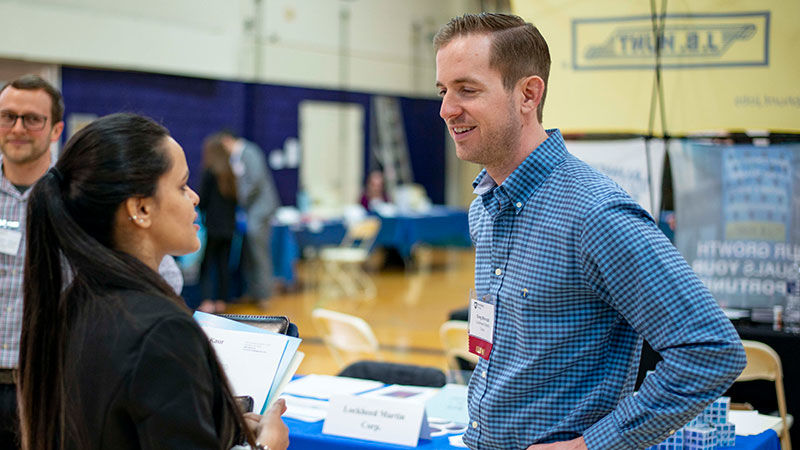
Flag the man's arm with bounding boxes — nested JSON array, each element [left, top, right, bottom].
[[578, 196, 746, 449]]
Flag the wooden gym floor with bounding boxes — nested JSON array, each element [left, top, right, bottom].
[[226, 248, 474, 376]]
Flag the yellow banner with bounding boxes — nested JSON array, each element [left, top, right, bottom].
[[512, 0, 800, 135]]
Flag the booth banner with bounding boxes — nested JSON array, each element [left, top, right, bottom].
[[567, 139, 665, 217], [669, 141, 800, 309], [512, 0, 800, 134]]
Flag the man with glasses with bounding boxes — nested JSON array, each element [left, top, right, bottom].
[[0, 74, 63, 448]]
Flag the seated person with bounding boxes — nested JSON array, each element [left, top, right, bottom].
[[18, 113, 288, 449], [360, 170, 389, 211]]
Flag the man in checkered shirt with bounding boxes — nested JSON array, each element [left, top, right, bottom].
[[434, 13, 746, 449]]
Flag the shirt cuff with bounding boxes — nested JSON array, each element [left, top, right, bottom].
[[583, 412, 636, 450]]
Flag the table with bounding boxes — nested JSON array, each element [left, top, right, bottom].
[[272, 207, 472, 284], [285, 417, 780, 450]]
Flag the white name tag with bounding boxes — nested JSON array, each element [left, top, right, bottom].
[[323, 394, 431, 447], [0, 228, 22, 256], [468, 297, 495, 343]]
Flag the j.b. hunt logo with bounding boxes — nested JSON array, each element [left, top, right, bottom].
[[572, 12, 769, 70]]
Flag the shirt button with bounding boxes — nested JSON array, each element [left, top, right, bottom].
[[669, 429, 675, 435], [482, 371, 487, 378], [515, 202, 522, 208], [494, 268, 502, 276], [472, 421, 478, 429]]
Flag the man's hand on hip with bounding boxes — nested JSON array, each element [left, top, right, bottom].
[[526, 436, 587, 450]]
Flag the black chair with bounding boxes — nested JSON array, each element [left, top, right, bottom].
[[338, 360, 447, 387]]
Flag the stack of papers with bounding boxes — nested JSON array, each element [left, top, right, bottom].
[[728, 410, 785, 435], [194, 311, 303, 414], [282, 374, 383, 400]]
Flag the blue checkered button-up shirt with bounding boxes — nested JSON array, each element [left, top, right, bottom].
[[462, 130, 745, 449]]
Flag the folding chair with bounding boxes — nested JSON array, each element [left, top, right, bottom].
[[736, 340, 793, 450], [311, 308, 381, 369], [318, 217, 381, 299], [439, 320, 479, 384]]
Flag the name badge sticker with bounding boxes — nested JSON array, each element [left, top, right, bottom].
[[468, 290, 495, 360], [0, 228, 22, 256]]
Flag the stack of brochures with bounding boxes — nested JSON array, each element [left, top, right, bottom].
[[194, 311, 304, 414]]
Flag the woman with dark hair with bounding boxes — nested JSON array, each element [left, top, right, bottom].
[[18, 113, 288, 450], [197, 136, 239, 314]]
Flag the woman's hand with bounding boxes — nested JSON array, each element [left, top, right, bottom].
[[243, 398, 289, 450]]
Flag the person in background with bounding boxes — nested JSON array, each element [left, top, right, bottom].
[[197, 136, 238, 314], [216, 131, 280, 307], [18, 113, 288, 450], [0, 74, 64, 449], [360, 170, 390, 211], [434, 13, 745, 449]]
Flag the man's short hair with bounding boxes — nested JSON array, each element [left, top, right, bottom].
[[0, 74, 64, 124], [433, 13, 551, 123]]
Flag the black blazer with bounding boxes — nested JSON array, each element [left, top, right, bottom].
[[64, 289, 237, 449]]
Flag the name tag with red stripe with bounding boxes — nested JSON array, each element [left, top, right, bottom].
[[468, 292, 495, 360]]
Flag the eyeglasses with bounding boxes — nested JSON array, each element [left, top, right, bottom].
[[0, 110, 48, 131]]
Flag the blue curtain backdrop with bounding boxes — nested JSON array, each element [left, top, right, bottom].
[[60, 67, 446, 206]]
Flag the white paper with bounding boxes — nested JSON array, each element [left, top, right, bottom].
[[266, 351, 304, 409], [322, 394, 430, 446], [281, 394, 330, 422], [201, 326, 287, 414], [425, 384, 469, 425], [283, 374, 383, 400], [728, 410, 784, 436], [194, 311, 302, 408]]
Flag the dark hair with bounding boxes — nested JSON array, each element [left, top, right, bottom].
[[19, 113, 253, 450], [0, 74, 64, 124], [202, 135, 237, 199], [433, 13, 551, 123]]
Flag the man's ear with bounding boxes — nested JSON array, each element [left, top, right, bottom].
[[519, 75, 545, 118], [49, 121, 65, 143], [124, 196, 154, 228]]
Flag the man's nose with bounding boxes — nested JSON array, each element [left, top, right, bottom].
[[439, 93, 461, 121]]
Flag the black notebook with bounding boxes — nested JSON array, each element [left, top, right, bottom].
[[215, 314, 298, 337]]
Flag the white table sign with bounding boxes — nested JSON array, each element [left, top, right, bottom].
[[322, 394, 431, 447]]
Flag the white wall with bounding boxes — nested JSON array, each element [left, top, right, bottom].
[[0, 0, 479, 97]]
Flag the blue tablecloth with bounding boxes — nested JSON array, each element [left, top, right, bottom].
[[285, 418, 780, 450], [272, 207, 472, 284]]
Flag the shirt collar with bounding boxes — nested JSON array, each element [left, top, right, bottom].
[[472, 129, 568, 214]]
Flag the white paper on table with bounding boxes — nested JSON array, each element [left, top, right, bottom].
[[281, 394, 330, 422], [202, 326, 288, 414], [728, 410, 784, 436], [359, 384, 440, 404], [448, 434, 468, 447], [283, 374, 383, 400], [425, 384, 469, 425]]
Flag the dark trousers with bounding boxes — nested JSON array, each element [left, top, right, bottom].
[[200, 236, 234, 302], [0, 384, 19, 449]]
